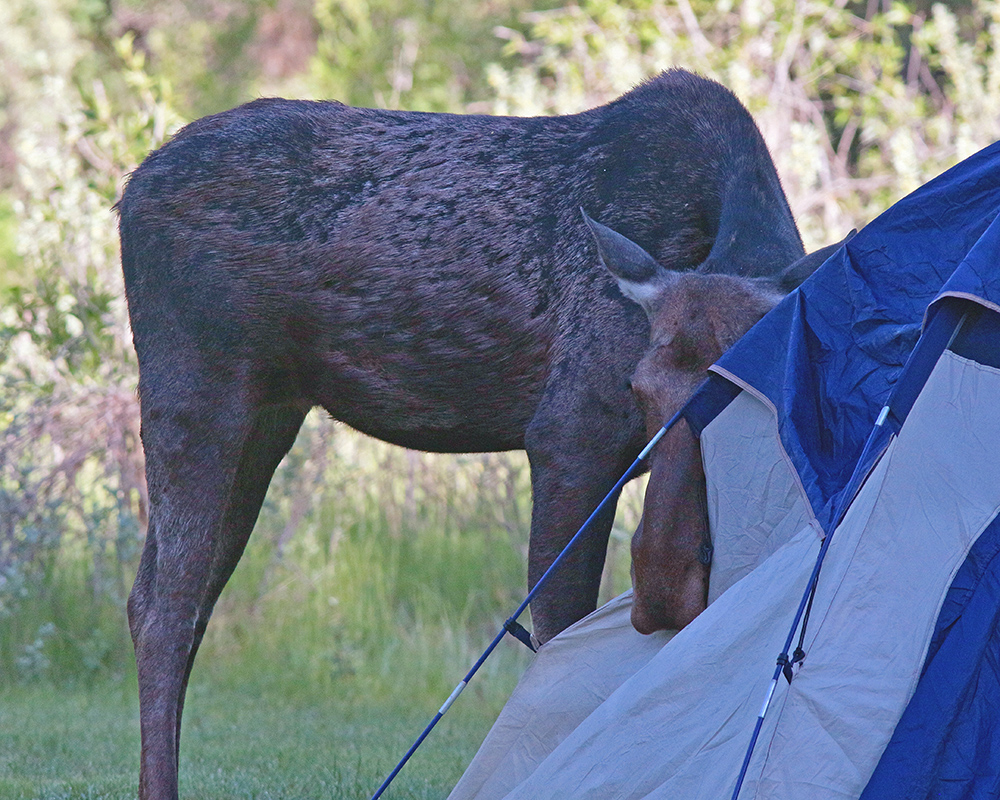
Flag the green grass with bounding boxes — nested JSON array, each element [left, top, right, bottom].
[[0, 504, 535, 799], [0, 419, 641, 798], [0, 663, 520, 799]]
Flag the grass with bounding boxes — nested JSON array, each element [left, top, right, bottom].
[[0, 665, 519, 799], [0, 418, 643, 797]]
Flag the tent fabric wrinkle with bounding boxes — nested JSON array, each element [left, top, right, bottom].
[[710, 140, 1000, 530], [756, 351, 1000, 798], [860, 512, 1000, 800], [446, 592, 673, 800], [700, 390, 816, 602], [448, 141, 1000, 800], [450, 525, 824, 800]]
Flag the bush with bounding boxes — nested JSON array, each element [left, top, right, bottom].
[[488, 0, 1000, 249], [0, 0, 177, 682]]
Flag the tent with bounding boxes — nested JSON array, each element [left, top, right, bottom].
[[448, 140, 1000, 800]]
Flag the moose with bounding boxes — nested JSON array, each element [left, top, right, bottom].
[[118, 69, 814, 798], [583, 214, 847, 634]]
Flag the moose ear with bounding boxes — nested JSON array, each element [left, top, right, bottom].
[[581, 209, 676, 315], [777, 229, 858, 292]]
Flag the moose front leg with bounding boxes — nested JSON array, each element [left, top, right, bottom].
[[526, 468, 625, 643], [524, 391, 644, 643]]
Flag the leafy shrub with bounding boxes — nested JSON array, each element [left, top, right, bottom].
[[0, 0, 177, 681], [488, 0, 1000, 249]]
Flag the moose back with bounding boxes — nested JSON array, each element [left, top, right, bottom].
[[118, 69, 805, 799]]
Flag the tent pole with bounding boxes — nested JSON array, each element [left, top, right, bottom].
[[730, 302, 970, 800], [729, 404, 891, 800], [370, 390, 702, 799]]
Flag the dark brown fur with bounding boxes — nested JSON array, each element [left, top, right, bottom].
[[118, 69, 805, 798]]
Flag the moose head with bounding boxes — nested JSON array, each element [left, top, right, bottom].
[[583, 211, 843, 633]]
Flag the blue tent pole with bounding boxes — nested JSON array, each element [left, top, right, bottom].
[[729, 300, 970, 800], [370, 391, 703, 800], [728, 411, 891, 800]]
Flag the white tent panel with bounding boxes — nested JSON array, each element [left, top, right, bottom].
[[754, 350, 1000, 798], [451, 350, 1000, 800], [447, 592, 674, 800], [494, 524, 822, 799], [701, 388, 816, 602]]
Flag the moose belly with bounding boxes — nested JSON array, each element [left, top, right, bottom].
[[295, 288, 553, 452]]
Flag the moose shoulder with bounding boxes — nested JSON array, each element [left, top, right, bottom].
[[584, 213, 850, 634], [119, 68, 807, 799]]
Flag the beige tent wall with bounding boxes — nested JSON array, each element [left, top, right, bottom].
[[450, 351, 1000, 800], [700, 388, 816, 602]]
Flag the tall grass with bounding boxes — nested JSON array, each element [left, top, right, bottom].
[[1, 408, 640, 702], [0, 408, 641, 799], [196, 411, 640, 705]]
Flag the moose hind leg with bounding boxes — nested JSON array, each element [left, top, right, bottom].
[[127, 397, 305, 800]]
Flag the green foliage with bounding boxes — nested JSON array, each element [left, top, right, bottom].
[[0, 0, 182, 683], [0, 199, 22, 291], [129, 0, 283, 118], [1, 3, 994, 793], [197, 414, 535, 701], [0, 0, 995, 699], [489, 0, 1000, 249], [0, 8, 181, 397], [0, 383, 144, 682], [309, 0, 563, 111]]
